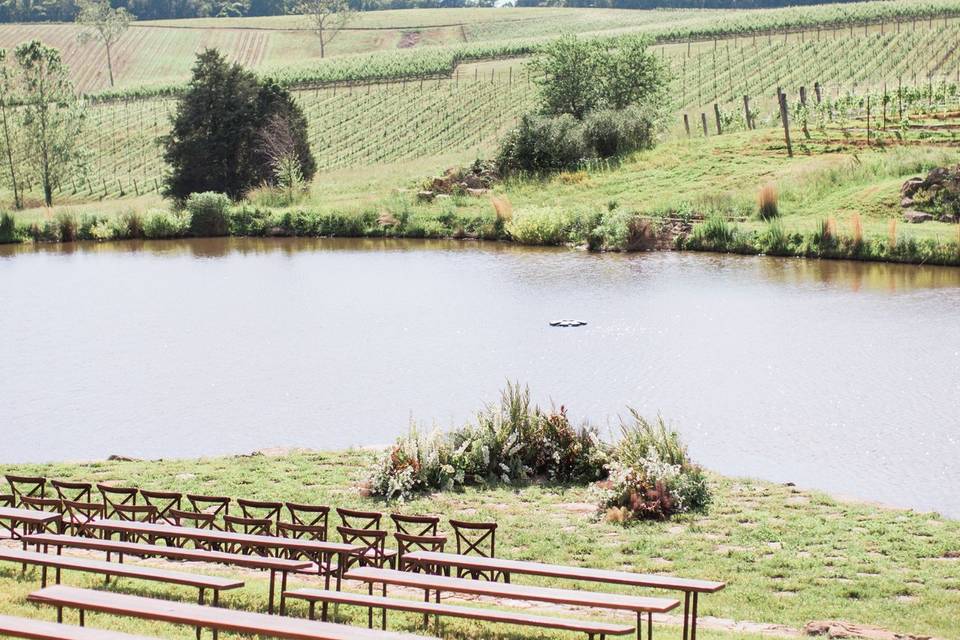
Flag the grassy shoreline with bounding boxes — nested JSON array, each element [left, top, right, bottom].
[[2, 450, 959, 639]]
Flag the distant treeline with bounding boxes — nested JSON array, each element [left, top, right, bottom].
[[0, 0, 893, 24]]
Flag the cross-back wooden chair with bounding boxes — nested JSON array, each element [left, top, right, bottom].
[[336, 507, 383, 531], [97, 484, 138, 519], [113, 504, 158, 543], [20, 497, 64, 534], [51, 480, 93, 504], [449, 519, 504, 581], [5, 475, 46, 507], [61, 499, 105, 537], [139, 489, 183, 525], [338, 526, 396, 570], [277, 503, 330, 573], [237, 498, 282, 525], [224, 515, 274, 555], [391, 513, 440, 537], [394, 532, 447, 573], [186, 494, 231, 530]]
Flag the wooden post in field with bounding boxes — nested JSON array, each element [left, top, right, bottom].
[[814, 81, 822, 103], [866, 95, 871, 146], [743, 95, 752, 129], [799, 86, 811, 139], [898, 76, 903, 121], [701, 112, 708, 136], [684, 114, 691, 137], [714, 103, 723, 134], [882, 83, 887, 130], [778, 91, 793, 157]]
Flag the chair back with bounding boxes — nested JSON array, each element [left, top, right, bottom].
[[0, 494, 11, 507], [186, 494, 231, 527], [224, 514, 273, 536], [51, 480, 93, 503], [395, 532, 446, 572], [391, 513, 440, 536], [338, 526, 393, 570], [237, 498, 282, 525], [169, 508, 217, 530], [114, 504, 158, 523], [61, 499, 105, 537], [449, 519, 500, 580], [97, 484, 138, 518], [139, 490, 183, 525], [5, 475, 46, 507], [336, 507, 382, 530]]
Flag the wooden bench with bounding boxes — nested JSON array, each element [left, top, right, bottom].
[[0, 613, 158, 640], [0, 507, 61, 540], [87, 519, 358, 589], [403, 550, 726, 640], [23, 533, 311, 614], [0, 548, 243, 614], [28, 585, 439, 640], [284, 588, 635, 640], [345, 567, 679, 640]]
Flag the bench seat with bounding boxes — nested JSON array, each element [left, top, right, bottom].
[[0, 614, 157, 640], [285, 588, 635, 638], [0, 548, 243, 593], [28, 586, 438, 640]]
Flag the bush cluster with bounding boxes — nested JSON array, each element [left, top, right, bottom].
[[366, 383, 712, 524], [497, 106, 660, 174], [682, 214, 960, 265]]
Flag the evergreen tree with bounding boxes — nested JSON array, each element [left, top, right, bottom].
[[163, 49, 315, 202]]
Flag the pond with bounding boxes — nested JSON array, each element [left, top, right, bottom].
[[2, 238, 958, 517]]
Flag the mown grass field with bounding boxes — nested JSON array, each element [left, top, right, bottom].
[[1, 451, 958, 640]]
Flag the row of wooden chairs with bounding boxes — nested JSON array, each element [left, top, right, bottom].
[[3, 474, 500, 579]]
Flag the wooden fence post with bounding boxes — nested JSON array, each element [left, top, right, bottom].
[[714, 103, 723, 134], [683, 114, 691, 137], [799, 86, 811, 139], [701, 112, 708, 136], [866, 95, 871, 146], [778, 91, 793, 157], [814, 81, 822, 103], [743, 95, 752, 129]]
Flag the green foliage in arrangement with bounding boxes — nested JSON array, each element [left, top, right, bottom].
[[163, 49, 315, 202], [365, 382, 712, 523]]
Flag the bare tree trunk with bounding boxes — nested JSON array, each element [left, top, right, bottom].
[[319, 28, 325, 58], [0, 102, 20, 209], [106, 41, 114, 87]]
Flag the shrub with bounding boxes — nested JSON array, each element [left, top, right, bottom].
[[582, 107, 657, 159], [688, 213, 736, 250], [143, 209, 188, 239], [56, 213, 78, 242], [186, 192, 231, 236], [507, 206, 579, 245], [596, 412, 711, 522], [759, 219, 790, 255], [757, 183, 779, 220], [229, 205, 273, 236], [496, 114, 587, 174], [591, 209, 656, 251], [0, 212, 17, 243]]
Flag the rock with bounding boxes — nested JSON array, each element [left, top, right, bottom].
[[416, 190, 435, 203], [900, 197, 914, 208], [903, 210, 933, 223], [461, 173, 486, 189], [900, 178, 924, 197], [804, 620, 934, 640], [465, 188, 488, 197], [107, 454, 141, 462], [942, 214, 959, 223], [435, 194, 452, 200]]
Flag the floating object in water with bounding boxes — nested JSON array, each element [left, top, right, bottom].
[[549, 320, 587, 327]]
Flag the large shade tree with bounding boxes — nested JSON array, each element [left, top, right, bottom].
[[162, 49, 316, 202]]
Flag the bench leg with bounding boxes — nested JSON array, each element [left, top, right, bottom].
[[41, 566, 47, 588], [648, 612, 652, 640], [367, 582, 373, 628], [196, 588, 205, 640], [212, 591, 220, 640], [57, 607, 63, 624], [422, 589, 430, 628], [78, 610, 84, 628], [381, 582, 387, 630], [691, 593, 699, 640], [309, 601, 316, 622], [279, 571, 288, 616], [682, 592, 690, 640], [269, 569, 276, 614], [636, 612, 641, 640]]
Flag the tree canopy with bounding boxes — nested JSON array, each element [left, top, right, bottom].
[[162, 48, 315, 202]]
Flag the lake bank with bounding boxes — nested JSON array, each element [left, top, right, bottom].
[[2, 449, 958, 640]]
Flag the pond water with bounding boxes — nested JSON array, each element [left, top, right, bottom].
[[2, 238, 959, 517]]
